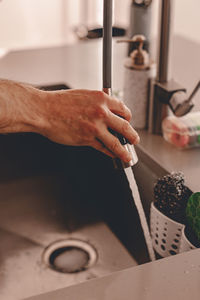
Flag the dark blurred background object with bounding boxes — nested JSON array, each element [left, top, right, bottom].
[[74, 0, 127, 40]]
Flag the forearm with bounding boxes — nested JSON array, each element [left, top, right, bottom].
[[0, 79, 46, 134]]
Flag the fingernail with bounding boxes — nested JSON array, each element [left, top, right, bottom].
[[125, 153, 132, 162]]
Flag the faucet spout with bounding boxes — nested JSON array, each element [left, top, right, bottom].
[[157, 0, 173, 83]]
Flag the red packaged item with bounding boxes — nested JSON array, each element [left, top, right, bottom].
[[162, 112, 200, 149]]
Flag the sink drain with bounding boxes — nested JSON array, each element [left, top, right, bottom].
[[42, 239, 97, 273]]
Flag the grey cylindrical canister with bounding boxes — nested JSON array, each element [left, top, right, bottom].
[[123, 60, 156, 129], [128, 1, 153, 53]]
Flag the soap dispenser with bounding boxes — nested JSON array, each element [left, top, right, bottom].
[[118, 34, 156, 129]]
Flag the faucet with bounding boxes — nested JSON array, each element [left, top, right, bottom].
[[148, 0, 199, 134], [103, 0, 138, 169]]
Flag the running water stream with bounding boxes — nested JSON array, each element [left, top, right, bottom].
[[125, 167, 156, 262], [102, 0, 155, 262]]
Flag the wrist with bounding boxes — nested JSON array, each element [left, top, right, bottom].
[[0, 80, 48, 134], [16, 84, 49, 134]]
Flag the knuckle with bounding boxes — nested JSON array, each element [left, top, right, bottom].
[[95, 105, 108, 119], [122, 120, 130, 134], [94, 90, 105, 101], [118, 100, 126, 113], [110, 138, 120, 153], [98, 90, 104, 97], [119, 101, 132, 120]]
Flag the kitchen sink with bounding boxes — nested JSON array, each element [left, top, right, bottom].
[[0, 83, 147, 300]]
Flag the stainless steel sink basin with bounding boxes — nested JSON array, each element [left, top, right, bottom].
[[0, 175, 137, 300]]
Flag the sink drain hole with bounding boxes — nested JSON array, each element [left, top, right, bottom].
[[43, 239, 97, 274], [50, 246, 89, 273]]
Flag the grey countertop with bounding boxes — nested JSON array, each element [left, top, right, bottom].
[[27, 249, 200, 300], [0, 36, 200, 299], [137, 129, 200, 192]]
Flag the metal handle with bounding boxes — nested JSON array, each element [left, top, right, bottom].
[[187, 80, 200, 104], [169, 80, 200, 117]]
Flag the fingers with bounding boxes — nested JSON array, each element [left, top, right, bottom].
[[97, 131, 133, 163], [69, 89, 132, 122], [106, 113, 140, 145], [91, 139, 116, 158], [104, 93, 132, 122]]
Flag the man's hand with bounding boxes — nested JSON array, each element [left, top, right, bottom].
[[0, 80, 140, 163], [39, 89, 140, 162]]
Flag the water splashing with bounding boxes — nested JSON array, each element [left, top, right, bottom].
[[125, 167, 155, 261]]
